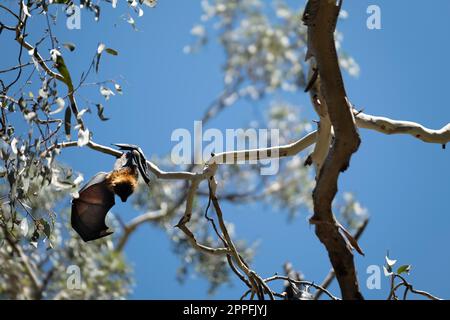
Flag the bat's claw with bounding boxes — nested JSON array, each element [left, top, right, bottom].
[[113, 143, 151, 184]]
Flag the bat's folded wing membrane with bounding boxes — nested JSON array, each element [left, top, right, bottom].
[[71, 172, 115, 242]]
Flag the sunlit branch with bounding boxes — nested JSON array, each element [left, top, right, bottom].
[[304, 0, 363, 300], [355, 110, 450, 146]]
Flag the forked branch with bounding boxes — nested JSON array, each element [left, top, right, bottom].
[[303, 0, 363, 299]]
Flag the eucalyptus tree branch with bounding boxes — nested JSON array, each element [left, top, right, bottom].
[[240, 274, 340, 301], [387, 274, 442, 300], [206, 176, 276, 300], [175, 177, 231, 256], [0, 60, 50, 74], [15, 24, 64, 83], [40, 140, 197, 180], [264, 275, 340, 300], [2, 3, 26, 94], [314, 218, 369, 300], [206, 130, 317, 165], [197, 189, 264, 203], [0, 94, 19, 105], [354, 110, 450, 146], [303, 0, 363, 300], [41, 125, 318, 181], [0, 4, 21, 20]]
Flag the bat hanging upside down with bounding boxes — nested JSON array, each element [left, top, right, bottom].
[[71, 144, 151, 242]]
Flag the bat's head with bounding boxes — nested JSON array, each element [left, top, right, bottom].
[[107, 167, 138, 202]]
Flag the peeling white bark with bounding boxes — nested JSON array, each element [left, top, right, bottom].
[[355, 111, 450, 145], [305, 59, 333, 175]]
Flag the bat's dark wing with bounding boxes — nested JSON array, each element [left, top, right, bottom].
[[71, 172, 115, 242]]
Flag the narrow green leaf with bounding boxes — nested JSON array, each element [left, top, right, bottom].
[[96, 104, 109, 121], [396, 265, 411, 275], [55, 55, 74, 90], [64, 107, 72, 139], [105, 48, 118, 56], [42, 220, 52, 239], [95, 53, 101, 73]]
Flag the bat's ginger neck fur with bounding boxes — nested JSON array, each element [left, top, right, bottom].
[[106, 167, 138, 202]]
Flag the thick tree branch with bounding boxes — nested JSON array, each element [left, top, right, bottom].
[[314, 218, 369, 300], [303, 0, 363, 300]]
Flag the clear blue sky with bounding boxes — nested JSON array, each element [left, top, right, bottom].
[[3, 0, 450, 299]]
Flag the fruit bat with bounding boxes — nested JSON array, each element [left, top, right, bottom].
[[71, 144, 151, 242]]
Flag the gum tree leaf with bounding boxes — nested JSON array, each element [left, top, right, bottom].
[[64, 107, 72, 139], [105, 48, 118, 56], [383, 266, 393, 277], [93, 4, 100, 21], [50, 97, 66, 115], [95, 43, 107, 73], [100, 86, 115, 100], [95, 54, 102, 73], [97, 43, 106, 55], [77, 128, 90, 147], [55, 55, 74, 90], [63, 42, 76, 52], [76, 108, 90, 120], [397, 265, 411, 275], [22, 1, 31, 17], [50, 49, 60, 62], [385, 256, 397, 268], [96, 104, 109, 121], [20, 218, 29, 237], [114, 83, 122, 94], [42, 220, 52, 239], [126, 16, 137, 30], [10, 138, 18, 154]]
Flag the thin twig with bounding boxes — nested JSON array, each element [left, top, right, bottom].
[[264, 275, 340, 300]]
